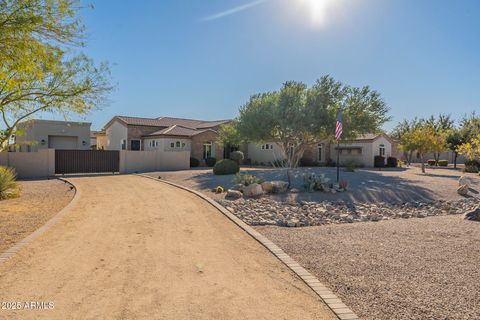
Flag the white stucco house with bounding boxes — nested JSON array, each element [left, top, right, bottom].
[[247, 133, 395, 167]]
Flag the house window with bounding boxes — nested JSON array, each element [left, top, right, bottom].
[[261, 144, 273, 150], [318, 144, 323, 162], [176, 141, 181, 148], [170, 142, 175, 148], [156, 141, 159, 147], [182, 142, 186, 148], [121, 139, 127, 150], [379, 144, 385, 157], [203, 142, 212, 159]]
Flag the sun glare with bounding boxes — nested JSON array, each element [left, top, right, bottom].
[[301, 0, 336, 26]]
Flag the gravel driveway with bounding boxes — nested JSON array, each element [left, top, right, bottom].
[[0, 175, 335, 320], [257, 215, 480, 320]]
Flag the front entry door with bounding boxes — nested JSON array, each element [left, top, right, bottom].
[[131, 140, 141, 151]]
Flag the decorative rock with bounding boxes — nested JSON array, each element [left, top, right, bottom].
[[225, 189, 243, 200], [243, 183, 264, 197], [457, 184, 469, 197], [370, 214, 383, 222], [459, 176, 470, 187], [230, 184, 244, 192], [261, 181, 275, 193], [271, 181, 289, 193], [290, 188, 300, 193], [465, 207, 480, 221]]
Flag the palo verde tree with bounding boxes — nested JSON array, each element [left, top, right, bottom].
[[0, 0, 112, 150], [401, 123, 439, 173], [391, 118, 422, 165], [222, 76, 390, 183]]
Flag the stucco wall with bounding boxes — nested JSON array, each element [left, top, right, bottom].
[[247, 142, 286, 165], [119, 150, 190, 173], [106, 120, 128, 150], [16, 120, 91, 151], [0, 149, 55, 178], [143, 137, 191, 152]]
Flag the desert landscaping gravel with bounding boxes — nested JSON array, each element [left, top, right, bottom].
[[257, 215, 480, 320], [0, 179, 74, 253]]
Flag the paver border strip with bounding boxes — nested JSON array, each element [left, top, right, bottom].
[[138, 173, 359, 320], [0, 177, 80, 265]]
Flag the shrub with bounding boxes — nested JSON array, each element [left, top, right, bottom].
[[213, 159, 239, 175], [374, 155, 385, 168], [386, 157, 398, 168], [0, 166, 19, 200], [299, 157, 314, 167], [343, 159, 359, 172], [233, 173, 264, 186], [427, 159, 436, 166], [302, 172, 330, 192], [190, 157, 200, 167], [215, 186, 224, 193], [438, 160, 448, 167], [339, 179, 349, 190], [325, 158, 336, 167], [205, 157, 216, 167], [244, 158, 252, 166], [464, 159, 480, 173], [229, 151, 244, 164]]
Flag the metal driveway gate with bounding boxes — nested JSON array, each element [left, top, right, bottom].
[[55, 150, 120, 174]]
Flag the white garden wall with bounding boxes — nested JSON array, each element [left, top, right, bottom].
[[119, 150, 190, 173], [0, 149, 55, 178]]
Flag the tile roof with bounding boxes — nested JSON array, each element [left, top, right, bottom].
[[113, 116, 229, 130], [146, 125, 206, 137]]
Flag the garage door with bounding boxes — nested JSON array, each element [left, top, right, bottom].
[[48, 135, 78, 149]]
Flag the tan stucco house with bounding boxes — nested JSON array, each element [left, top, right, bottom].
[[101, 116, 230, 162], [247, 133, 395, 167], [15, 119, 91, 151]]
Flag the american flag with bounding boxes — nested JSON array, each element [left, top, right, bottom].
[[335, 111, 343, 141]]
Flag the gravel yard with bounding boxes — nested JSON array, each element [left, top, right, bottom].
[[0, 179, 74, 253], [257, 215, 480, 320], [148, 166, 480, 203]]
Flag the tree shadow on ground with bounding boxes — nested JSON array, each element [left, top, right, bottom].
[[187, 167, 441, 204]]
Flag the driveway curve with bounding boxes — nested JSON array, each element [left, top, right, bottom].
[[0, 175, 335, 320]]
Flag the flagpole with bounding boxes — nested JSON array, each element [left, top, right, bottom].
[[336, 140, 340, 182]]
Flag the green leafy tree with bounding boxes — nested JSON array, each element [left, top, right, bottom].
[[227, 76, 390, 180], [391, 118, 422, 164], [402, 124, 438, 173], [0, 0, 112, 150], [457, 134, 480, 161], [446, 129, 465, 169]]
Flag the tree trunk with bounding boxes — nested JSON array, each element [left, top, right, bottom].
[[420, 154, 426, 173], [454, 152, 458, 169]]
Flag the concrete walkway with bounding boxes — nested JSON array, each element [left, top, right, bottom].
[[0, 175, 335, 319]]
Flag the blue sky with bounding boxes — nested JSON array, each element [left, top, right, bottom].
[[63, 0, 480, 130]]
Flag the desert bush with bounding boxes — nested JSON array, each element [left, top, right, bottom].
[[438, 160, 448, 167], [213, 159, 239, 175], [233, 173, 264, 186], [229, 151, 244, 164], [464, 159, 480, 173], [427, 159, 436, 166], [205, 157, 216, 167], [374, 155, 385, 168], [386, 157, 398, 168], [0, 166, 19, 200], [190, 157, 200, 167], [343, 159, 359, 172], [302, 172, 330, 192], [339, 179, 349, 190], [215, 186, 224, 193]]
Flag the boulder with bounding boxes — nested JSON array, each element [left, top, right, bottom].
[[465, 207, 480, 221], [230, 184, 245, 192], [243, 183, 264, 198], [290, 188, 300, 193], [459, 176, 471, 187], [225, 189, 243, 200], [271, 181, 289, 193], [261, 181, 275, 193], [457, 184, 469, 197]]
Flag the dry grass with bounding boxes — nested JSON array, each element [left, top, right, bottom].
[[0, 179, 74, 253]]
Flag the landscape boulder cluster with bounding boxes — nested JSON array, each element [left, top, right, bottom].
[[219, 197, 480, 227]]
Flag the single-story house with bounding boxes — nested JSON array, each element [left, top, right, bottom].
[[247, 133, 395, 167], [101, 116, 230, 163], [14, 119, 91, 151]]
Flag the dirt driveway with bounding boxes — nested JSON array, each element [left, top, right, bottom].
[[0, 175, 334, 320]]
